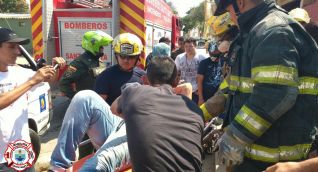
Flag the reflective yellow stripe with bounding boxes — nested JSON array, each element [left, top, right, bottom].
[[298, 77, 318, 95], [234, 105, 271, 137], [245, 144, 311, 162], [229, 75, 318, 95], [200, 103, 213, 121], [219, 80, 229, 90], [229, 76, 254, 93], [252, 65, 298, 87]]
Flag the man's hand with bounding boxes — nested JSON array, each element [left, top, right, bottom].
[[52, 57, 66, 69], [265, 162, 302, 172], [174, 83, 192, 99], [30, 66, 56, 84], [216, 129, 247, 165]]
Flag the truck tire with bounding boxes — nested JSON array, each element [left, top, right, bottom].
[[29, 129, 41, 163]]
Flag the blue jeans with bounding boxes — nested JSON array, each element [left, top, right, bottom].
[[50, 90, 128, 171]]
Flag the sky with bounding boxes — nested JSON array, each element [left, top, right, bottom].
[[168, 0, 205, 17]]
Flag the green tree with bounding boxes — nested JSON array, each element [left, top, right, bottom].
[[0, 0, 29, 13], [181, 2, 205, 35], [166, 1, 178, 15]]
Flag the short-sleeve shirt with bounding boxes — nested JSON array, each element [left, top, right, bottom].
[[118, 84, 204, 172], [94, 64, 145, 105], [198, 58, 223, 100], [0, 66, 34, 163], [175, 53, 206, 92]]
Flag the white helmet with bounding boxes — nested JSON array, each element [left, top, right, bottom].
[[289, 8, 310, 24]]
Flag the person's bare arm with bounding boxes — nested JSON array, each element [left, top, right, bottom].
[[197, 74, 205, 105], [174, 83, 192, 99], [99, 94, 108, 101], [0, 66, 55, 110], [265, 157, 318, 172], [0, 57, 65, 110]]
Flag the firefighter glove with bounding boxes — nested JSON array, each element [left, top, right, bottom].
[[216, 128, 247, 165]]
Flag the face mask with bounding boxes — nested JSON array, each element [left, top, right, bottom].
[[210, 53, 222, 59]]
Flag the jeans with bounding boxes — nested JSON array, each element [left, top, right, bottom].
[[80, 120, 130, 171], [50, 90, 128, 171]]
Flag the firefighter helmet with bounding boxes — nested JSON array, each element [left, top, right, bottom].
[[81, 30, 113, 56], [289, 8, 310, 24], [208, 12, 235, 36], [113, 33, 143, 56]]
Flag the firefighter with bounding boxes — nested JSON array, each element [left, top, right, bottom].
[[198, 12, 238, 106], [199, 13, 239, 121], [94, 32, 146, 105], [59, 30, 113, 98], [213, 0, 318, 171]]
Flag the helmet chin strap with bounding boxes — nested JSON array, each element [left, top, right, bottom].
[[126, 58, 139, 71], [95, 52, 104, 58], [231, 0, 241, 16]]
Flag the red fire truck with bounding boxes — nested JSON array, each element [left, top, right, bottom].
[[30, 0, 181, 68]]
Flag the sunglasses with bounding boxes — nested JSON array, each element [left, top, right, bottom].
[[118, 55, 139, 60]]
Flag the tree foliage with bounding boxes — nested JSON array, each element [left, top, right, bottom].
[[181, 2, 205, 35], [166, 1, 178, 15], [0, 0, 29, 13]]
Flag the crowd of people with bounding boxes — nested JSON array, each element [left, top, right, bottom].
[[1, 0, 318, 171]]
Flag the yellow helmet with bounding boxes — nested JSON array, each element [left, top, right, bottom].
[[113, 33, 143, 56], [208, 12, 235, 36], [289, 8, 310, 24]]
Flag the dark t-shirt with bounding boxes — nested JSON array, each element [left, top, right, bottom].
[[171, 48, 185, 60], [118, 84, 204, 172], [198, 58, 223, 101], [94, 64, 145, 105]]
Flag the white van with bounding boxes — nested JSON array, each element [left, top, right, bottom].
[[16, 46, 53, 136]]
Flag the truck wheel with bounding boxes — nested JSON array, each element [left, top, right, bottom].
[[29, 129, 41, 163]]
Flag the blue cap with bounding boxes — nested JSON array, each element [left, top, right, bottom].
[[152, 43, 171, 58]]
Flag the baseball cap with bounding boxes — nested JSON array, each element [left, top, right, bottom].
[[0, 28, 30, 45]]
